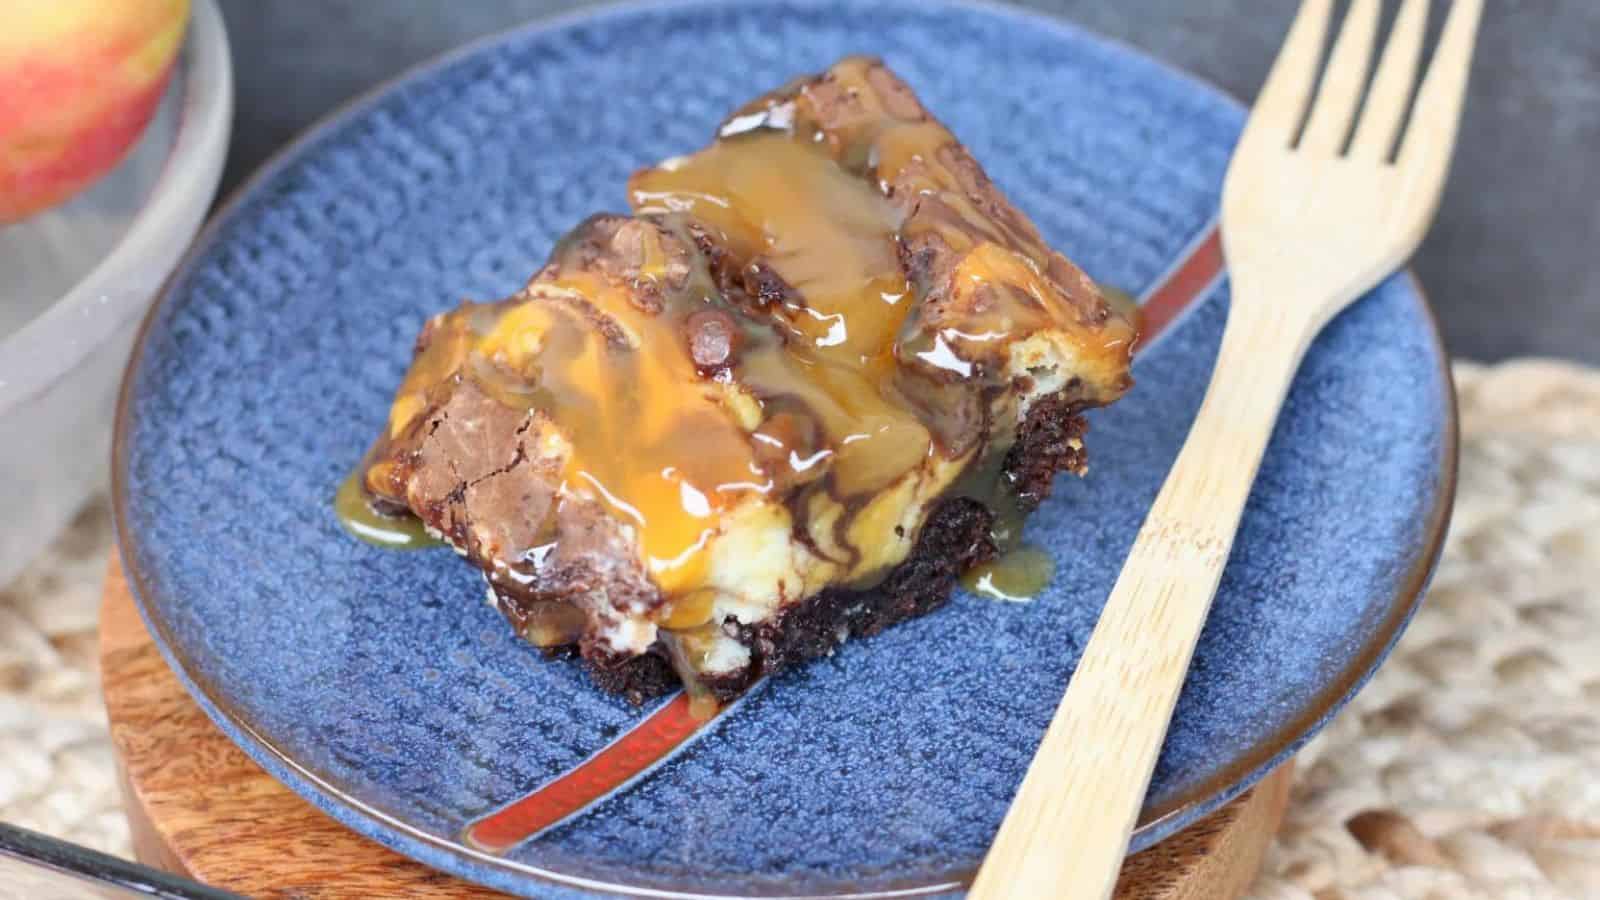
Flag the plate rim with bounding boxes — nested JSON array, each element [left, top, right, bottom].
[[111, 0, 1460, 896]]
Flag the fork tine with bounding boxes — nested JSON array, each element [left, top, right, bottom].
[[1349, 0, 1429, 160], [1298, 0, 1381, 154], [1397, 0, 1485, 178], [1239, 0, 1335, 149]]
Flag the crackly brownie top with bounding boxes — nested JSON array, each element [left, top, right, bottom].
[[362, 57, 1136, 623]]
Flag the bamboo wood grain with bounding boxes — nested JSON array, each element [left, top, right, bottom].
[[100, 553, 1292, 898], [970, 2, 1482, 896]]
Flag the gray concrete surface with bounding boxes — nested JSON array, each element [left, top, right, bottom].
[[215, 1, 1599, 363]]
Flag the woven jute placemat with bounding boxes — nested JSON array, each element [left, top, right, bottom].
[[3, 359, 1597, 897]]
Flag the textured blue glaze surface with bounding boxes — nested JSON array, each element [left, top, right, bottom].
[[116, 1, 1453, 896]]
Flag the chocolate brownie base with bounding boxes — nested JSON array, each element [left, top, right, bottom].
[[700, 495, 996, 701], [559, 393, 1088, 703], [1004, 390, 1090, 513]]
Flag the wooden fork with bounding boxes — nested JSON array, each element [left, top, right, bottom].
[[969, 1, 1483, 896]]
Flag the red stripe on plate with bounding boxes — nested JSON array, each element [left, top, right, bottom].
[[464, 692, 704, 853], [457, 220, 1226, 855], [1137, 223, 1223, 346]]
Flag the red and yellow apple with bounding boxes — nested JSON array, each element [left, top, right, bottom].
[[0, 0, 190, 224]]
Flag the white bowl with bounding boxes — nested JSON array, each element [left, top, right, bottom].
[[0, 0, 231, 586]]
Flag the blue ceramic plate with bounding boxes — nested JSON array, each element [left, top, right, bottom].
[[114, 1, 1456, 896]]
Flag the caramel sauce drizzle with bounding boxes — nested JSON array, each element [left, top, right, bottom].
[[354, 57, 1137, 623], [476, 269, 760, 594], [960, 545, 1055, 603], [335, 469, 444, 549]]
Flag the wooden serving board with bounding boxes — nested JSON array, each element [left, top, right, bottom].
[[100, 554, 1291, 898]]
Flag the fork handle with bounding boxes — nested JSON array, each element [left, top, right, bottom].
[[969, 305, 1311, 899]]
